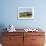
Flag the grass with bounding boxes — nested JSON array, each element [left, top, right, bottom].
[[19, 12, 32, 18]]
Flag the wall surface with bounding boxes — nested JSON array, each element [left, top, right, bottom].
[[0, 0, 46, 30]]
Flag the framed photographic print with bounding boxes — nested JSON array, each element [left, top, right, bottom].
[[18, 7, 34, 19]]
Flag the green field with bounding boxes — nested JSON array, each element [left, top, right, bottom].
[[19, 12, 32, 18]]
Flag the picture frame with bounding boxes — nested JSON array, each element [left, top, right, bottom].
[[17, 7, 34, 19]]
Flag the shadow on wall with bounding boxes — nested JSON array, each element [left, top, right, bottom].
[[0, 24, 7, 43]]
